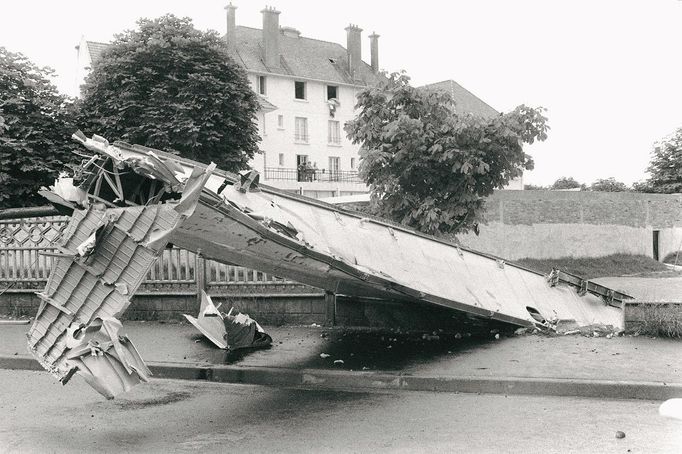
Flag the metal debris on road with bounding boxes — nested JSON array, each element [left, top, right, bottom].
[[26, 132, 634, 398]]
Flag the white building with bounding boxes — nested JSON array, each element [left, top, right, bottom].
[[226, 5, 383, 198]]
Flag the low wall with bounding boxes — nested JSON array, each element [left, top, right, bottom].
[[624, 301, 682, 336], [0, 288, 328, 325], [0, 288, 515, 332], [458, 191, 682, 260]]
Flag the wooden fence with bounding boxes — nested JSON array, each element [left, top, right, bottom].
[[0, 216, 295, 292]]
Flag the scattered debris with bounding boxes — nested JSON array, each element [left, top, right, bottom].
[[223, 311, 272, 351], [184, 291, 271, 351], [320, 353, 330, 359], [333, 359, 344, 365], [183, 292, 228, 349]]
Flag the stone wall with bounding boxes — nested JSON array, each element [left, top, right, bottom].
[[458, 191, 682, 260]]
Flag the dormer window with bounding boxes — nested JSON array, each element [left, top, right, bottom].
[[258, 76, 267, 95], [295, 81, 306, 100]]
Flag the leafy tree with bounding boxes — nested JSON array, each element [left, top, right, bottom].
[[0, 47, 77, 208], [345, 72, 549, 235], [642, 128, 682, 193], [76, 15, 260, 172], [589, 177, 628, 192], [551, 177, 583, 190], [631, 180, 652, 193]]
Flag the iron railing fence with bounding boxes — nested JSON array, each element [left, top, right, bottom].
[[0, 217, 293, 288], [264, 167, 362, 183]]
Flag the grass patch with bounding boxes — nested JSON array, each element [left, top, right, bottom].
[[662, 251, 681, 266], [627, 303, 682, 338], [514, 254, 670, 279]]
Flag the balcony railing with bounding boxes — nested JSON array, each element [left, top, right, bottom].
[[264, 167, 363, 183]]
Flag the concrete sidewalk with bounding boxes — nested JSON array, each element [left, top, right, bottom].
[[1, 320, 681, 400], [594, 275, 682, 302]]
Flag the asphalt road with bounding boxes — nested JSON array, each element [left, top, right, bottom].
[[1, 370, 680, 453]]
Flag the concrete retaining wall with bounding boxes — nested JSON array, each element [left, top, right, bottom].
[[0, 289, 513, 332], [458, 191, 682, 260], [0, 289, 327, 326]]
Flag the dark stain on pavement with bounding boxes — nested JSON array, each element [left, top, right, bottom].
[[115, 391, 193, 410]]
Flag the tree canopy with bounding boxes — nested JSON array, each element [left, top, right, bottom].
[[589, 177, 628, 192], [345, 72, 549, 235], [551, 177, 583, 190], [0, 47, 77, 208], [641, 127, 682, 193], [76, 15, 260, 172]]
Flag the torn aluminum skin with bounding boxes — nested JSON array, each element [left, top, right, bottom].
[[27, 138, 214, 398], [31, 133, 630, 397], [65, 317, 151, 399], [184, 291, 272, 351], [183, 291, 228, 349]]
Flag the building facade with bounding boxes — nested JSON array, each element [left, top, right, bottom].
[[227, 6, 383, 198]]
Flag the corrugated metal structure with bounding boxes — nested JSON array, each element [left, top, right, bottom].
[[28, 133, 628, 397]]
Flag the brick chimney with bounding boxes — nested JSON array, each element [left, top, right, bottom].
[[369, 32, 379, 73], [225, 3, 237, 54], [261, 6, 281, 68], [345, 24, 363, 78]]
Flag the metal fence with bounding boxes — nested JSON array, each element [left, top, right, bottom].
[[264, 167, 362, 183], [0, 216, 291, 290]]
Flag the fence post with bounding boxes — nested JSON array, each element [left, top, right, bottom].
[[195, 248, 205, 303], [324, 291, 336, 327]]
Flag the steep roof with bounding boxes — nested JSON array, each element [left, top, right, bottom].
[[86, 41, 109, 63], [231, 26, 383, 87], [87, 28, 382, 88], [421, 79, 499, 118]]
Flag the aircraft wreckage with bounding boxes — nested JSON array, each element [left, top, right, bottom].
[[27, 132, 630, 398]]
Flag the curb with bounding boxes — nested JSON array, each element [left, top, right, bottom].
[[3, 355, 681, 401]]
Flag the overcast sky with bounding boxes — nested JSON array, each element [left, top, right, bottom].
[[2, 0, 681, 186]]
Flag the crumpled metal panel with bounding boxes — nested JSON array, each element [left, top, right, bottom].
[[99, 139, 627, 331], [184, 291, 272, 351], [27, 152, 214, 397], [65, 317, 151, 399], [27, 205, 179, 381], [172, 185, 626, 330], [183, 291, 228, 349], [37, 134, 628, 391]]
